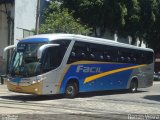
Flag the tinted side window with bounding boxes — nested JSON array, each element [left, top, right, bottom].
[[104, 46, 118, 62], [88, 43, 104, 61], [68, 41, 88, 64], [146, 52, 154, 64], [118, 48, 132, 63], [117, 48, 125, 63], [68, 41, 119, 64], [51, 40, 71, 50], [42, 46, 65, 73], [142, 51, 154, 64], [134, 50, 154, 64], [68, 41, 154, 65]]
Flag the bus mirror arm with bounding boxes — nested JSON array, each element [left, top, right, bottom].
[[37, 44, 60, 59], [3, 45, 16, 60]]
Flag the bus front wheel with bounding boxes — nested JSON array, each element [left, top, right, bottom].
[[65, 82, 78, 98], [129, 80, 138, 93]]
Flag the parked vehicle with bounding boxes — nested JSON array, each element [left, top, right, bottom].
[[154, 72, 160, 81]]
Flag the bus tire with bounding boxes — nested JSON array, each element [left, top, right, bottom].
[[65, 82, 78, 98], [129, 79, 138, 93]]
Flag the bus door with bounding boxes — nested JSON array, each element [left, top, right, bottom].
[[40, 40, 72, 94]]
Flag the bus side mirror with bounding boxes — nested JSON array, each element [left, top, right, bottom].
[[3, 45, 16, 60], [37, 44, 60, 59]]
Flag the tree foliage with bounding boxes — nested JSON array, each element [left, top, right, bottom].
[[39, 1, 92, 35], [62, 0, 160, 50], [63, 0, 127, 37], [41, 0, 160, 51], [145, 0, 160, 51]]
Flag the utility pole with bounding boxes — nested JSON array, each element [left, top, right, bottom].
[[35, 0, 40, 35]]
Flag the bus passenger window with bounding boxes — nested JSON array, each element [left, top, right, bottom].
[[67, 41, 88, 64], [100, 55, 104, 60], [104, 50, 111, 62], [42, 47, 65, 73], [132, 58, 136, 63], [120, 56, 125, 62], [146, 52, 154, 64], [81, 52, 86, 58], [71, 52, 76, 57], [90, 53, 95, 59], [126, 57, 130, 63], [104, 55, 111, 62], [68, 51, 76, 63]]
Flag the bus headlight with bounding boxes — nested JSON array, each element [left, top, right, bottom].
[[35, 88, 38, 92], [32, 81, 36, 84], [36, 75, 42, 82]]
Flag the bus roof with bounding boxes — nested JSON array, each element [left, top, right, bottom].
[[23, 33, 153, 52]]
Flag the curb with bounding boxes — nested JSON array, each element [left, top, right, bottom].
[[153, 81, 160, 84]]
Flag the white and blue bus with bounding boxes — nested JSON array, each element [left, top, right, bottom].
[[4, 34, 154, 98]]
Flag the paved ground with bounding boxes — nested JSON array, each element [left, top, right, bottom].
[[0, 82, 160, 120]]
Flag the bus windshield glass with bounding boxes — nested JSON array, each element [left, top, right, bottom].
[[9, 40, 71, 77], [10, 43, 44, 77]]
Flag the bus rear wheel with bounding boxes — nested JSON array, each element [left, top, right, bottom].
[[129, 80, 138, 93], [65, 82, 78, 98]]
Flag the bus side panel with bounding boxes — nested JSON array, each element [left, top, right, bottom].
[[59, 62, 138, 93], [128, 63, 154, 88], [79, 70, 132, 92]]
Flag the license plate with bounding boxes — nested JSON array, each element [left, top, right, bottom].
[[16, 86, 22, 91]]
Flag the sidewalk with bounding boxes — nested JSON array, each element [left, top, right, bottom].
[[153, 81, 160, 84], [0, 84, 8, 93]]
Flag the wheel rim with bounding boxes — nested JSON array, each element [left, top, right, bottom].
[[66, 86, 74, 95], [131, 82, 137, 92]]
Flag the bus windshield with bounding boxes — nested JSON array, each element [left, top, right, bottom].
[[10, 43, 44, 77], [9, 40, 71, 77]]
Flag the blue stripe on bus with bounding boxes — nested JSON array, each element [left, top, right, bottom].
[[19, 38, 49, 43], [11, 77, 22, 83], [59, 63, 139, 93]]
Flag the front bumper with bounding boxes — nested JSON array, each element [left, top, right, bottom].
[[6, 80, 43, 95]]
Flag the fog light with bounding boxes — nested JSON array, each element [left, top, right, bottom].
[[32, 81, 36, 84], [35, 88, 38, 91], [36, 75, 42, 81]]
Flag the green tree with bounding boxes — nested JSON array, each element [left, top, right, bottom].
[[63, 0, 127, 37], [63, 0, 160, 48], [63, 0, 105, 36], [103, 0, 127, 36], [39, 1, 91, 35], [122, 0, 141, 45], [137, 0, 156, 46], [145, 0, 160, 51]]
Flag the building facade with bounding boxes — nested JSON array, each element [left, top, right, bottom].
[[0, 0, 38, 74]]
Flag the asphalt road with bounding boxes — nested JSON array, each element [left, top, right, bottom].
[[0, 81, 160, 120]]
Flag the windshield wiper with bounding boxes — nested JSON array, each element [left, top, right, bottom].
[[11, 53, 23, 76]]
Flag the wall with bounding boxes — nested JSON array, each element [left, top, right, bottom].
[[0, 3, 14, 74], [0, 5, 8, 56], [0, 5, 7, 74], [102, 30, 146, 48], [14, 0, 37, 44]]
